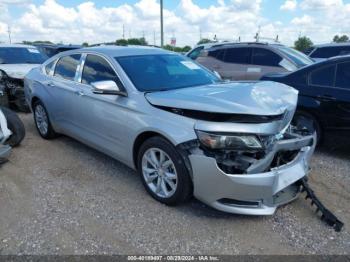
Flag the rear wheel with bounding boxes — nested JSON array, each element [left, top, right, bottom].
[[137, 136, 192, 205], [33, 100, 57, 139]]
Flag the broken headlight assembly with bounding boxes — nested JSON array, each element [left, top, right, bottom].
[[195, 130, 263, 151]]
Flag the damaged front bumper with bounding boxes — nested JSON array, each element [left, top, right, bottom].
[[188, 133, 316, 215]]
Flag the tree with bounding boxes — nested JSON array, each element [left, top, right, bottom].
[[294, 36, 313, 52], [127, 37, 148, 46], [333, 35, 349, 43], [197, 38, 214, 45], [182, 46, 192, 52], [82, 42, 89, 47], [115, 39, 128, 46]]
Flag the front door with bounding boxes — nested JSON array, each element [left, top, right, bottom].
[[73, 54, 131, 162]]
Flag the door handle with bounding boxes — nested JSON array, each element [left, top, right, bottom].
[[213, 65, 221, 69], [317, 95, 336, 101], [47, 82, 55, 87], [75, 90, 85, 96]]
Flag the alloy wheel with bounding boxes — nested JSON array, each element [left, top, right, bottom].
[[35, 104, 49, 136], [141, 148, 178, 198]]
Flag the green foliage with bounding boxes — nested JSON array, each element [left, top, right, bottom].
[[115, 37, 148, 46], [115, 39, 128, 46], [333, 35, 349, 43], [197, 38, 214, 45], [163, 44, 192, 53], [82, 42, 89, 47], [294, 36, 314, 52], [22, 40, 54, 45]]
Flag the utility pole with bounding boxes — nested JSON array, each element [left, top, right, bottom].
[[199, 28, 202, 41], [153, 30, 156, 46], [122, 24, 125, 39], [160, 0, 164, 47], [7, 25, 11, 44]]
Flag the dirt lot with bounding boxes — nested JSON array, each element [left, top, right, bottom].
[[0, 113, 349, 255]]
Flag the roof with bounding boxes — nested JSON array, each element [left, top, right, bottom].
[[314, 42, 350, 48], [0, 43, 36, 49], [34, 44, 82, 49], [78, 46, 171, 57]]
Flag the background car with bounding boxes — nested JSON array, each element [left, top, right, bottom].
[[261, 55, 350, 142], [306, 43, 350, 61], [35, 44, 82, 58], [187, 42, 313, 80], [0, 44, 48, 112]]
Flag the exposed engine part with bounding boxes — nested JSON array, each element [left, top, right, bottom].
[[0, 70, 29, 112], [300, 178, 344, 232], [155, 105, 284, 123]]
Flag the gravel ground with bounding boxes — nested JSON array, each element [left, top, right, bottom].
[[0, 113, 349, 255]]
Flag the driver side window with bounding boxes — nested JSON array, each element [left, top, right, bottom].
[[81, 54, 121, 86]]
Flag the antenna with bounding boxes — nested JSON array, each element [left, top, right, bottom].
[[7, 25, 11, 44]]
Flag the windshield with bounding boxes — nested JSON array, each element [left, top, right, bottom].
[[276, 46, 313, 67], [116, 54, 220, 92], [0, 47, 48, 64]]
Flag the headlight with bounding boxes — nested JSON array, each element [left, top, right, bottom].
[[196, 130, 263, 150]]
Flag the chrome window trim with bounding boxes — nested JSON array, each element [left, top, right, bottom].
[[51, 53, 83, 84], [76, 52, 128, 94]]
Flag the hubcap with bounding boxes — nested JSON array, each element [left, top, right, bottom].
[[142, 148, 178, 198], [35, 105, 48, 135]]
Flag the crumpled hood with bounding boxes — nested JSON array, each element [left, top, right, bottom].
[[0, 64, 41, 79], [145, 81, 298, 116]]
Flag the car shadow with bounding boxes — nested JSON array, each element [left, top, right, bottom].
[[317, 131, 350, 160]]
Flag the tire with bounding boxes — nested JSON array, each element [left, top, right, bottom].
[[0, 106, 25, 147], [292, 111, 322, 143], [137, 136, 193, 206], [33, 100, 57, 139]]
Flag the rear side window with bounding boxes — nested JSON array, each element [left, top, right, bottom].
[[223, 48, 251, 64], [310, 65, 336, 87], [252, 48, 282, 67], [335, 62, 350, 89], [208, 49, 225, 61], [311, 46, 350, 58], [54, 54, 81, 81], [82, 55, 120, 85]]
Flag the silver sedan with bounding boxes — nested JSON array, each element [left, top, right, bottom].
[[24, 46, 315, 215]]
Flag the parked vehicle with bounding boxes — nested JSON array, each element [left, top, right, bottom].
[[306, 43, 350, 61], [261, 55, 350, 142], [0, 44, 48, 112], [0, 106, 26, 163], [35, 44, 82, 58], [25, 46, 316, 215], [188, 42, 313, 80]]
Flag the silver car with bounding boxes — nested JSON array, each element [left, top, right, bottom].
[[24, 46, 316, 215]]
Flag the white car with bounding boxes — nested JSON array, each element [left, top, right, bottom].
[[0, 44, 47, 111]]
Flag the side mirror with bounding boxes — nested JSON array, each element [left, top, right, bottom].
[[91, 80, 127, 96]]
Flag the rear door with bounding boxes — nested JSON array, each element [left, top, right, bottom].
[[307, 64, 338, 128], [330, 61, 350, 129], [220, 47, 251, 80], [47, 54, 82, 131], [249, 48, 285, 80]]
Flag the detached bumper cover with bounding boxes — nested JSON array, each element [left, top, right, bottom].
[[189, 134, 316, 215]]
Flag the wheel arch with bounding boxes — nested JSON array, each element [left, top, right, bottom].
[[132, 131, 175, 170]]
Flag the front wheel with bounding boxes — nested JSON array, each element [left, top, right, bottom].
[[137, 136, 192, 206], [292, 112, 321, 143]]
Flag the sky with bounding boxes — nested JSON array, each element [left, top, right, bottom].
[[0, 0, 349, 47]]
